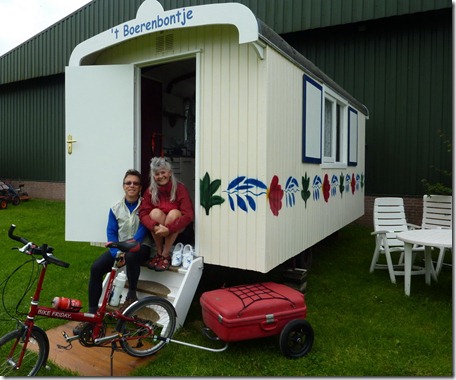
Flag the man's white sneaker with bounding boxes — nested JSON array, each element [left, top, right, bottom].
[[171, 242, 184, 266], [182, 245, 194, 269]]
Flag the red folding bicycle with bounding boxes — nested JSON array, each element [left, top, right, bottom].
[[0, 224, 177, 376]]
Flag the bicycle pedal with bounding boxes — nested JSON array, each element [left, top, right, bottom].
[[61, 330, 79, 343]]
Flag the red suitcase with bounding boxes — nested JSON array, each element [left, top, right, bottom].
[[200, 282, 308, 343]]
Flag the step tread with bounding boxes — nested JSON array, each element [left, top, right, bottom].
[[126, 279, 171, 297]]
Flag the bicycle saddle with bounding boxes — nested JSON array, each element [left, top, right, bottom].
[[105, 239, 140, 252]]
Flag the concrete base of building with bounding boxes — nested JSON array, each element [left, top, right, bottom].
[[9, 180, 65, 201]]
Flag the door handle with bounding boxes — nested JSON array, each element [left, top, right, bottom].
[[67, 134, 77, 155]]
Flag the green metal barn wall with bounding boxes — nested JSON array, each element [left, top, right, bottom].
[[0, 0, 452, 196], [0, 75, 65, 181], [0, 1, 144, 84], [284, 9, 452, 196], [0, 0, 450, 84]]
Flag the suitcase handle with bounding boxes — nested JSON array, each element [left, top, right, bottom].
[[261, 320, 278, 331]]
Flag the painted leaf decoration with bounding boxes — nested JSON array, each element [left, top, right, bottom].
[[209, 179, 222, 195], [227, 176, 246, 190], [201, 172, 210, 187], [285, 176, 292, 188], [237, 184, 254, 190], [211, 195, 225, 206], [245, 178, 267, 189], [246, 194, 256, 211], [313, 175, 322, 187], [228, 194, 235, 211], [236, 194, 248, 212], [291, 177, 299, 188]]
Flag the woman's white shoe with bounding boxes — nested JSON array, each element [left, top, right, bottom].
[[171, 242, 184, 266], [182, 244, 194, 269]]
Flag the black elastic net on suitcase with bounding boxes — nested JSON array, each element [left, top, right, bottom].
[[227, 283, 295, 314]]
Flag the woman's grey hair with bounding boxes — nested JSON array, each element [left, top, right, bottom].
[[149, 157, 178, 204]]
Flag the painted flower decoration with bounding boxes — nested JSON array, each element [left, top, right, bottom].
[[312, 175, 322, 200], [301, 173, 311, 207], [225, 176, 267, 212], [339, 172, 345, 198], [322, 174, 330, 203], [350, 173, 356, 194], [331, 174, 339, 197], [345, 174, 351, 193], [284, 176, 299, 207], [267, 175, 284, 216]]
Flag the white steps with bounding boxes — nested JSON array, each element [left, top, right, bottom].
[[101, 256, 203, 330]]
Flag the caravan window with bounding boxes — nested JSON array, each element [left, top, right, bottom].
[[302, 74, 356, 167], [322, 90, 347, 165]]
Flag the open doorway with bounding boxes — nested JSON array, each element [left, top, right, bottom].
[[140, 58, 196, 206]]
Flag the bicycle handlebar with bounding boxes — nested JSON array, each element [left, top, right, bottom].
[[8, 224, 70, 268], [8, 224, 28, 245]]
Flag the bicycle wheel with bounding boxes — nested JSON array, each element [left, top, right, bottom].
[[0, 326, 49, 376], [116, 296, 176, 357], [279, 319, 314, 358]]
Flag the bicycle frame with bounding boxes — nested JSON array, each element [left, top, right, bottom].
[[1, 225, 184, 377], [27, 259, 139, 340], [2, 225, 234, 377], [7, 256, 151, 372]]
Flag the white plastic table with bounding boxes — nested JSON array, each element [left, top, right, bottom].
[[396, 229, 452, 296]]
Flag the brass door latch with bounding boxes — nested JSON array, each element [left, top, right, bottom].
[[67, 134, 77, 155]]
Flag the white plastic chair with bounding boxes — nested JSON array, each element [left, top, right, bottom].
[[422, 194, 452, 276], [370, 197, 425, 284]]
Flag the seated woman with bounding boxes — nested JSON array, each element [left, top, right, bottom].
[[73, 169, 152, 335], [139, 157, 194, 271]]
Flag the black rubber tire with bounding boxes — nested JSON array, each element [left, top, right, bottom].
[[116, 296, 176, 357], [0, 200, 7, 209], [0, 326, 49, 376], [12, 196, 20, 206], [279, 319, 314, 358]]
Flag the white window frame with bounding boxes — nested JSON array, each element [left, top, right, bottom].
[[321, 89, 348, 168]]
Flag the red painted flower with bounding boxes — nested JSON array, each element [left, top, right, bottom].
[[350, 173, 356, 194], [322, 174, 330, 203], [267, 175, 284, 216]]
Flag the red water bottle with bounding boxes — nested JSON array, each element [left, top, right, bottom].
[[52, 297, 82, 312]]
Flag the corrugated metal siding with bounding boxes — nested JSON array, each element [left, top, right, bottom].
[[284, 8, 452, 196], [0, 0, 144, 84], [0, 75, 65, 181], [165, 0, 451, 33], [0, 0, 451, 194], [0, 0, 451, 84]]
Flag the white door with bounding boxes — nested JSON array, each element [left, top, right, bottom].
[[65, 65, 136, 242]]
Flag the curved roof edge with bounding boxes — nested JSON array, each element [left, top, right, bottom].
[[257, 19, 368, 117], [69, 0, 258, 66]]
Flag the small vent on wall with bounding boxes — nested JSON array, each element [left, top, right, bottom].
[[156, 33, 174, 52]]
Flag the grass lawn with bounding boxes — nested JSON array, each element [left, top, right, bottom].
[[0, 199, 452, 376]]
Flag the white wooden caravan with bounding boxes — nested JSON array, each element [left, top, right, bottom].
[[65, 0, 367, 327]]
